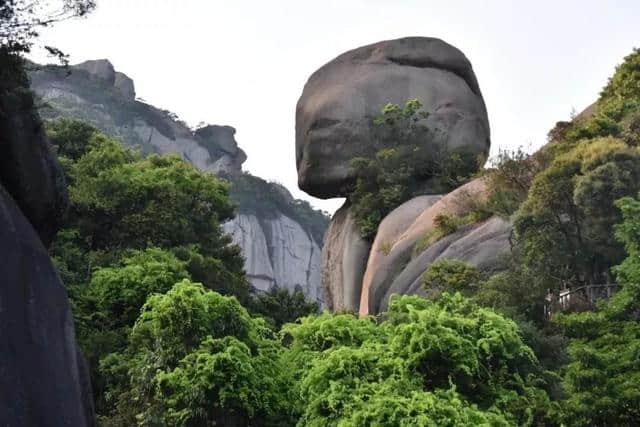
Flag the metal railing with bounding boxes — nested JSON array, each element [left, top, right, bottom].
[[545, 284, 620, 317]]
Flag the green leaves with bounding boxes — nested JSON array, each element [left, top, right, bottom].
[[283, 293, 557, 426]]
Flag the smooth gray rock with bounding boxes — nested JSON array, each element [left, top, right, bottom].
[[321, 202, 371, 312], [222, 214, 276, 292], [0, 184, 93, 427], [0, 75, 68, 246], [196, 125, 241, 155], [296, 36, 490, 199], [358, 195, 441, 314], [378, 216, 512, 312]]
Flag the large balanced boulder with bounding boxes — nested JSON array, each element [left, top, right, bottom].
[[0, 56, 94, 426], [298, 38, 510, 314], [296, 36, 490, 199]]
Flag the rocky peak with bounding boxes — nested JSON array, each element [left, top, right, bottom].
[[73, 59, 136, 101]]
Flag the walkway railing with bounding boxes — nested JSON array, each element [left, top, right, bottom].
[[545, 283, 620, 317]]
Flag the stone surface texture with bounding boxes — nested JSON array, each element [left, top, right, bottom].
[[296, 36, 490, 199], [223, 213, 324, 304], [321, 202, 372, 312], [0, 72, 94, 425]]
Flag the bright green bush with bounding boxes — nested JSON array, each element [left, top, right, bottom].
[[282, 293, 559, 426], [101, 280, 292, 426]]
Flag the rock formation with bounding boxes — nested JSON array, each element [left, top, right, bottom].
[[296, 36, 490, 199], [296, 37, 511, 314], [0, 60, 94, 426], [223, 212, 323, 302], [29, 61, 328, 303], [30, 59, 247, 175]]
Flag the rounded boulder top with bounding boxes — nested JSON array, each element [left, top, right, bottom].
[[296, 36, 491, 199]]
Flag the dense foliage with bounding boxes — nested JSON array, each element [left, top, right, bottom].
[[46, 120, 318, 420], [282, 293, 559, 426], [349, 99, 480, 240]]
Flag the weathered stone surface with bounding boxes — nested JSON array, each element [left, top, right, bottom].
[[296, 36, 490, 199], [0, 74, 68, 246], [321, 202, 372, 312], [267, 214, 323, 302], [380, 216, 512, 311], [362, 178, 490, 314], [223, 213, 323, 303], [114, 71, 135, 100], [30, 60, 247, 176], [222, 214, 275, 292], [359, 195, 441, 314], [74, 59, 116, 84], [0, 183, 93, 427]]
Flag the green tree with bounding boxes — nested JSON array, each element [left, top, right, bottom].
[[421, 258, 481, 297], [101, 280, 292, 426], [513, 137, 640, 288], [250, 286, 319, 329], [556, 196, 640, 425], [282, 293, 559, 426]]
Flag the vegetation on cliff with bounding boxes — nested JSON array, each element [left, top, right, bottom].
[[349, 99, 480, 240]]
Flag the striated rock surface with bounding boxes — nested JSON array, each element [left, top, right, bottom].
[[296, 36, 490, 199], [359, 195, 442, 313], [0, 60, 94, 425], [222, 214, 275, 292], [29, 59, 247, 175], [380, 216, 512, 312], [363, 178, 498, 314], [321, 202, 371, 312], [223, 213, 324, 303]]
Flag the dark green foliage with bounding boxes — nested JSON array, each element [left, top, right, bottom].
[[228, 172, 329, 245], [555, 196, 640, 425], [483, 147, 551, 217], [282, 293, 559, 426], [250, 286, 320, 329], [421, 258, 481, 297], [349, 99, 480, 240], [513, 137, 640, 289]]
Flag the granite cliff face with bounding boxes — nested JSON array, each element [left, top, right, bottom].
[[30, 59, 327, 303], [296, 37, 510, 314], [0, 60, 94, 426]]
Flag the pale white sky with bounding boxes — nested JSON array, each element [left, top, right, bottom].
[[32, 0, 640, 214]]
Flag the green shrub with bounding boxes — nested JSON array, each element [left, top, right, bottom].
[[349, 99, 479, 241], [421, 259, 481, 296]]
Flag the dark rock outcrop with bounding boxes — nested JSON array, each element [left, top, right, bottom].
[[0, 57, 94, 426], [296, 36, 490, 199], [0, 83, 68, 246]]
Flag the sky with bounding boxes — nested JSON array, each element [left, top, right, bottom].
[[31, 0, 640, 214]]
